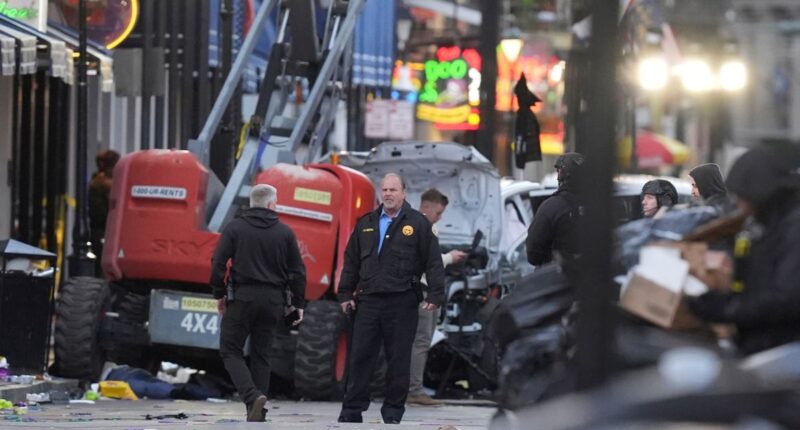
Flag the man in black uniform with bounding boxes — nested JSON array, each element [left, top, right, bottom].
[[527, 152, 584, 267], [338, 173, 446, 424], [210, 184, 306, 422]]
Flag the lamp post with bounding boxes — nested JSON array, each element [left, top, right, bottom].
[[500, 27, 524, 178], [69, 0, 95, 277], [500, 29, 523, 64], [477, 0, 499, 163]]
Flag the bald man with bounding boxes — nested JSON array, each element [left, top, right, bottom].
[[337, 173, 446, 424]]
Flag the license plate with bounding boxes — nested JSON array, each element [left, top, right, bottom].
[[150, 290, 220, 349]]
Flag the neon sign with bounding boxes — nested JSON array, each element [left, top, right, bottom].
[[0, 2, 38, 19], [416, 46, 481, 130]]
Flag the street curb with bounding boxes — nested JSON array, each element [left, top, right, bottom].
[[0, 379, 79, 403]]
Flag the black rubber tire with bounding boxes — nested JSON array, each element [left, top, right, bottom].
[[106, 290, 153, 369], [53, 277, 110, 381], [294, 300, 346, 400]]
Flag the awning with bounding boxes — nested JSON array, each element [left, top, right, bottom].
[[48, 25, 115, 91], [0, 22, 37, 75], [1, 33, 17, 75], [209, 0, 275, 93], [353, 0, 395, 87], [0, 15, 114, 91]]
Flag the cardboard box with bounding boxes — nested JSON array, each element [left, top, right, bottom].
[[621, 273, 703, 331], [652, 241, 708, 279], [702, 250, 733, 290], [651, 241, 734, 291]]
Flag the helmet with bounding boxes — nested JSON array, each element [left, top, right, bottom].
[[554, 152, 585, 186], [641, 179, 678, 208]]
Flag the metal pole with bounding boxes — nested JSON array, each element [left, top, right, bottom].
[[575, 0, 619, 390], [477, 0, 498, 162], [189, 0, 281, 165], [69, 0, 94, 276], [141, 0, 152, 150], [629, 86, 638, 171]]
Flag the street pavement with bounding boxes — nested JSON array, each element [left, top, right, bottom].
[[1, 398, 494, 429]]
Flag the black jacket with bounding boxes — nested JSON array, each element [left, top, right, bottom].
[[210, 207, 306, 308], [338, 201, 446, 306], [689, 149, 800, 353], [526, 189, 581, 266]]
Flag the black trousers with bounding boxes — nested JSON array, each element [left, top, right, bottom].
[[219, 287, 283, 405], [340, 290, 419, 422]]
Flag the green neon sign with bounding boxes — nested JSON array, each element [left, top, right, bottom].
[[0, 2, 38, 19], [419, 58, 468, 104]]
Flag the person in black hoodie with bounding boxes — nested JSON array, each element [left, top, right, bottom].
[[689, 148, 800, 354], [689, 163, 732, 214], [527, 152, 585, 266], [210, 184, 306, 422]]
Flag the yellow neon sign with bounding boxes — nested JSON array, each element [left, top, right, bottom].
[[106, 0, 139, 49]]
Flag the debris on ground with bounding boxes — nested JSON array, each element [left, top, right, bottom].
[[26, 392, 49, 403], [99, 381, 139, 400], [49, 390, 70, 405], [145, 412, 188, 420]]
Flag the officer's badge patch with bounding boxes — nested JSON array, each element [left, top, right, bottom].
[[402, 225, 414, 236]]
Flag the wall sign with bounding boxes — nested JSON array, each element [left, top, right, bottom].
[[1, 0, 46, 30], [416, 46, 481, 131]]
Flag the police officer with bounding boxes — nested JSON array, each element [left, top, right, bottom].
[[641, 179, 678, 218], [527, 152, 585, 267], [338, 173, 446, 424], [210, 184, 306, 422]]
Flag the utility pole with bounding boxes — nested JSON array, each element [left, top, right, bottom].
[[69, 0, 95, 276], [210, 0, 239, 182], [575, 0, 619, 390], [478, 0, 499, 163]]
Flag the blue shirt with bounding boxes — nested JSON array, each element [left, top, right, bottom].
[[378, 208, 400, 253]]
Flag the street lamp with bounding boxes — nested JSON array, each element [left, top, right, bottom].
[[500, 27, 524, 64], [637, 56, 668, 91], [499, 26, 524, 178], [676, 59, 716, 93], [396, 17, 413, 53], [719, 60, 747, 92], [549, 60, 566, 84]]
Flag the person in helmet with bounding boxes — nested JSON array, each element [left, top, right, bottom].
[[526, 152, 585, 266], [641, 179, 678, 218]]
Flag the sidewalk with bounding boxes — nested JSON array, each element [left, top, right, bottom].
[[0, 398, 495, 428], [0, 378, 79, 403]]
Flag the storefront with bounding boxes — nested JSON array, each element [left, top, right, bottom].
[[0, 15, 114, 273]]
